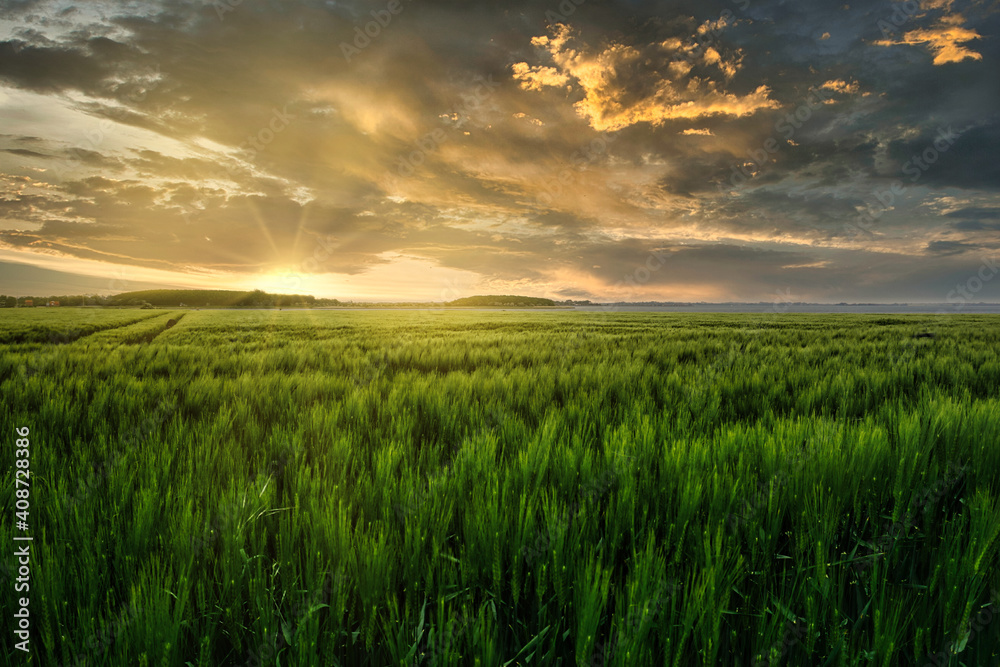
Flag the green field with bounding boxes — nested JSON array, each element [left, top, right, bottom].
[[2, 309, 999, 666]]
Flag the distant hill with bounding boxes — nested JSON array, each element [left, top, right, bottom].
[[103, 290, 554, 308], [446, 295, 557, 308], [109, 289, 338, 308]]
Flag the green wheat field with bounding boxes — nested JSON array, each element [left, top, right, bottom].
[[2, 308, 1000, 666]]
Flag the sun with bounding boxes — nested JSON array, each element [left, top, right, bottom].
[[254, 270, 314, 295]]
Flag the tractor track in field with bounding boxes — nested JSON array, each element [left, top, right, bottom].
[[126, 313, 186, 345], [8, 312, 167, 346]]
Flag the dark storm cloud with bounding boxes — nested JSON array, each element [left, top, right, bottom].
[[951, 220, 1000, 232], [946, 207, 1000, 220], [882, 121, 1000, 190], [926, 240, 976, 255], [65, 148, 124, 170], [0, 39, 107, 93], [1, 147, 48, 158], [0, 1, 48, 18]]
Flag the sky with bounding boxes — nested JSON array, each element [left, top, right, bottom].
[[0, 0, 998, 302]]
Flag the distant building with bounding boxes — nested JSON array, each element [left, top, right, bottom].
[[48, 301, 59, 307], [24, 299, 33, 307]]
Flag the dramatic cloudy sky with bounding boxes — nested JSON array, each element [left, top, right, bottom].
[[1, 0, 998, 301]]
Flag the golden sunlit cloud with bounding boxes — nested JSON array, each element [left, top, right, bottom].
[[511, 112, 544, 126], [512, 23, 778, 132], [820, 79, 860, 94], [919, 0, 954, 10], [875, 14, 982, 65], [510, 62, 571, 91]]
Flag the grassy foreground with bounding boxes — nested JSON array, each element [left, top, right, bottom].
[[1, 309, 999, 666]]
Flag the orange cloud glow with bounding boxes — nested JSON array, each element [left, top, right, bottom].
[[513, 24, 778, 132], [875, 14, 982, 65]]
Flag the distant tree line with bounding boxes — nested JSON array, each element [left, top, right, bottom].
[[445, 295, 557, 307], [0, 294, 109, 307], [0, 290, 343, 308], [1, 290, 564, 309], [108, 289, 340, 308]]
